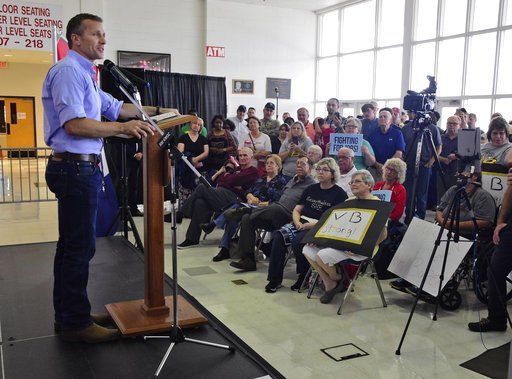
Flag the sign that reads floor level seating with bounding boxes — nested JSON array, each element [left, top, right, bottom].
[[302, 198, 393, 257], [481, 163, 509, 207], [329, 133, 363, 156], [0, 1, 63, 51]]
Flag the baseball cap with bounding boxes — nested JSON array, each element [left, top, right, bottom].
[[237, 105, 247, 112], [264, 102, 275, 110]]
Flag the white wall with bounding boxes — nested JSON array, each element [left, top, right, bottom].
[[205, 0, 317, 120]]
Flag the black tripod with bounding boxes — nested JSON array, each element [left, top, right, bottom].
[[106, 138, 143, 251], [144, 134, 233, 377], [396, 181, 478, 354], [404, 116, 446, 225]]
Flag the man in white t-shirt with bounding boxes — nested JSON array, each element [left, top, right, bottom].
[[228, 104, 249, 145], [336, 147, 357, 196]]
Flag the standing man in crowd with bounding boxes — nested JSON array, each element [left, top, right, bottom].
[[228, 105, 249, 146], [43, 13, 164, 343], [260, 102, 280, 136], [361, 103, 379, 140], [438, 115, 462, 198], [297, 107, 315, 141], [469, 170, 512, 332], [368, 108, 405, 179], [325, 98, 345, 132]]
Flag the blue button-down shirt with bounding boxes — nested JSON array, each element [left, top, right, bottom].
[[42, 50, 122, 154]]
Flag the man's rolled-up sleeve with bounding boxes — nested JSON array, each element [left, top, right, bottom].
[[51, 67, 87, 127], [99, 89, 123, 121]]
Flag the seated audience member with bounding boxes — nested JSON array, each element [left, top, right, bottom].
[[438, 115, 462, 199], [229, 156, 316, 271], [390, 172, 496, 293], [368, 108, 406, 180], [337, 148, 358, 196], [177, 147, 259, 248], [228, 105, 249, 146], [260, 102, 280, 137], [176, 117, 209, 199], [303, 170, 387, 304], [478, 117, 512, 169], [402, 108, 442, 220], [344, 117, 376, 170], [469, 170, 512, 332], [246, 107, 256, 119], [205, 115, 237, 171], [373, 158, 407, 223], [207, 155, 288, 262], [273, 123, 290, 154], [180, 110, 208, 137], [361, 103, 379, 140], [279, 121, 314, 177], [297, 107, 315, 141], [243, 116, 272, 174], [265, 158, 348, 293], [313, 116, 334, 156], [307, 145, 324, 165]]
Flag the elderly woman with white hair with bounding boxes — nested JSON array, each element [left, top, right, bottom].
[[344, 117, 376, 170], [307, 145, 324, 165], [302, 170, 388, 304], [372, 158, 407, 223], [279, 121, 314, 177], [265, 157, 348, 293]]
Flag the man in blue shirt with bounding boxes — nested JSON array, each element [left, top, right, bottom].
[[43, 13, 166, 343], [361, 103, 379, 140], [368, 108, 405, 179]]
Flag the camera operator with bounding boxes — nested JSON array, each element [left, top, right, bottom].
[[176, 147, 259, 248], [469, 169, 512, 332], [437, 115, 461, 199]]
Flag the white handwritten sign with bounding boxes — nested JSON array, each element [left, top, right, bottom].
[[315, 208, 376, 245], [388, 218, 470, 296], [0, 1, 63, 51], [482, 170, 507, 207], [371, 190, 392, 202], [329, 133, 363, 156]]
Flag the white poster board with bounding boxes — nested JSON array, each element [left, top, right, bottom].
[[388, 218, 470, 296], [482, 170, 507, 207]]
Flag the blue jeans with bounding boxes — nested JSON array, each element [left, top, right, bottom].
[[404, 165, 431, 220], [45, 159, 102, 330], [215, 204, 241, 249]]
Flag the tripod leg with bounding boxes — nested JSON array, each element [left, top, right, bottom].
[[126, 210, 144, 251], [154, 342, 175, 377], [185, 337, 235, 351]]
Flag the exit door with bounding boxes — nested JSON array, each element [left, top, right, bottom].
[[0, 96, 36, 157]]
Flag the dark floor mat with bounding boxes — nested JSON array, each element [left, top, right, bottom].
[[460, 342, 510, 379], [0, 237, 281, 379]]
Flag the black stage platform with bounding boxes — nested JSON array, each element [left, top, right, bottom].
[[0, 237, 282, 378]]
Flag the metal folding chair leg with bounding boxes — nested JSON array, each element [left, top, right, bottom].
[[307, 271, 320, 298], [369, 260, 387, 308], [298, 267, 312, 293], [337, 262, 365, 315]]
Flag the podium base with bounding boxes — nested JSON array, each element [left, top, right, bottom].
[[106, 295, 208, 336]]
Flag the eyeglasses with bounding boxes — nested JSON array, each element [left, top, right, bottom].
[[315, 167, 332, 173], [338, 155, 352, 160], [349, 179, 365, 185]]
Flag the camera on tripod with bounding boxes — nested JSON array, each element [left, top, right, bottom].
[[403, 75, 437, 130]]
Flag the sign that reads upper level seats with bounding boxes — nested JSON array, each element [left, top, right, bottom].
[[205, 45, 225, 58], [0, 1, 62, 51]]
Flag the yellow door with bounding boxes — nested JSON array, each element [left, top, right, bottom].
[[0, 97, 36, 149]]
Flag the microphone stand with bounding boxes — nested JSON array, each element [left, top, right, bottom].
[[112, 74, 231, 377], [275, 87, 280, 120]]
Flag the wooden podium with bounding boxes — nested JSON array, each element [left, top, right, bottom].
[[106, 115, 208, 336]]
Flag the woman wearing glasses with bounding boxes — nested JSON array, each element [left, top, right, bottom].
[[265, 157, 347, 293], [279, 121, 314, 178], [302, 170, 388, 304]]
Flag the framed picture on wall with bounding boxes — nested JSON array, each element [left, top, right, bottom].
[[232, 79, 254, 94]]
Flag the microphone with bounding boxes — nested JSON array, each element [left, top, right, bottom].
[[103, 59, 138, 94], [274, 87, 279, 93]]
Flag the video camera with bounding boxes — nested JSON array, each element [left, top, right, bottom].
[[403, 76, 437, 130]]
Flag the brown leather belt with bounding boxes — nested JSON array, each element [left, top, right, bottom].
[[52, 152, 99, 163]]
